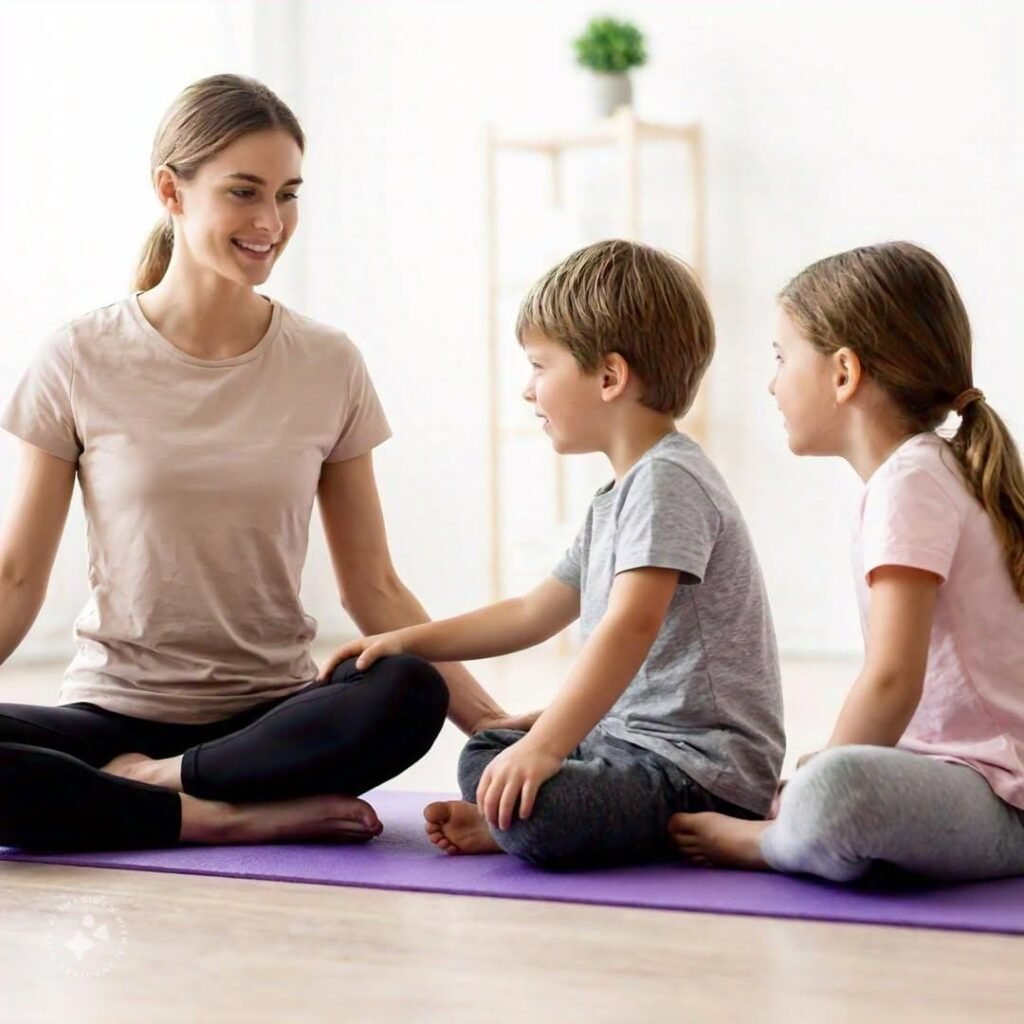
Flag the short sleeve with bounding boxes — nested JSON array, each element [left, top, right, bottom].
[[552, 522, 585, 590], [861, 465, 959, 583], [614, 460, 721, 584], [325, 339, 393, 462], [0, 328, 81, 462]]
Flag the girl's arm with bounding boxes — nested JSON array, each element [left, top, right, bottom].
[[316, 452, 577, 734], [0, 442, 76, 667], [826, 565, 940, 749]]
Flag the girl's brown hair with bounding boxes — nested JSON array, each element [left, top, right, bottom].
[[134, 74, 305, 292], [780, 241, 1024, 601]]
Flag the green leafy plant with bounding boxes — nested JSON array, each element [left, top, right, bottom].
[[573, 17, 647, 74]]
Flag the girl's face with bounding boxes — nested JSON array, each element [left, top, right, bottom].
[[769, 306, 845, 456], [164, 129, 303, 288]]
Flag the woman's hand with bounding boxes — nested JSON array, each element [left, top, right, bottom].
[[471, 708, 545, 735], [476, 738, 563, 830], [316, 631, 406, 680]]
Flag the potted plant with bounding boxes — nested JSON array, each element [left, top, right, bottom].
[[573, 16, 647, 118]]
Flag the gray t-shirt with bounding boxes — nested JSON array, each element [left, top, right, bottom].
[[554, 432, 784, 815]]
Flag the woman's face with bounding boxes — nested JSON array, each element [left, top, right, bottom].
[[164, 128, 303, 288]]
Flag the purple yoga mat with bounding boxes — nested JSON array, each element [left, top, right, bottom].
[[2, 790, 1023, 935]]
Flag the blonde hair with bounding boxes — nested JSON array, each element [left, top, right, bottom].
[[515, 239, 714, 418], [134, 74, 305, 292], [780, 241, 1024, 601]]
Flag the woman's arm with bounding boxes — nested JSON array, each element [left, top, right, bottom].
[[826, 564, 940, 749], [317, 452, 518, 734], [0, 442, 76, 667]]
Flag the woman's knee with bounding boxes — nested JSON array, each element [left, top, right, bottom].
[[364, 655, 450, 720]]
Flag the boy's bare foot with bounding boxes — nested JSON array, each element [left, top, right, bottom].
[[668, 812, 770, 870], [180, 793, 383, 845], [423, 800, 502, 855]]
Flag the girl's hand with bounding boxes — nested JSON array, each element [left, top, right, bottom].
[[316, 631, 406, 680], [476, 739, 563, 830]]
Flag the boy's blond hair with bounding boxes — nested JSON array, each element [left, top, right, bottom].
[[515, 239, 714, 418]]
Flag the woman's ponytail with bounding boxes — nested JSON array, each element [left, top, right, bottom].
[[133, 216, 173, 292]]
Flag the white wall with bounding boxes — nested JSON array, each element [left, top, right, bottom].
[[1, 0, 1021, 663], [0, 0, 265, 659], [297, 0, 1024, 656]]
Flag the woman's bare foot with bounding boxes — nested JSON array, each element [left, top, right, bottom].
[[101, 752, 183, 791], [423, 800, 502, 855], [668, 812, 771, 870], [180, 793, 383, 845], [101, 752, 153, 778]]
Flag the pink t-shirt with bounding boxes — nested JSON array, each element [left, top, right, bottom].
[[853, 431, 1024, 808], [1, 295, 391, 723]]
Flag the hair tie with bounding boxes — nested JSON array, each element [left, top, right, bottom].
[[952, 388, 985, 415]]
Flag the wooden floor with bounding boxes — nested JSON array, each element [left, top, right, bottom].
[[1, 651, 1021, 1022]]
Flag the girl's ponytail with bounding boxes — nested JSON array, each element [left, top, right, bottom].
[[949, 395, 1024, 601]]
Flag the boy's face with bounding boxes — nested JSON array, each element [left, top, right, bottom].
[[521, 331, 606, 454]]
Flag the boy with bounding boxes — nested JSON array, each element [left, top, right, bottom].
[[321, 239, 785, 868]]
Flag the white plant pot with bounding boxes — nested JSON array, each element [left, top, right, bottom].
[[591, 72, 632, 118]]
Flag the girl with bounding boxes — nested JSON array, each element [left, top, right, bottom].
[[670, 241, 1024, 882], [0, 74, 507, 852]]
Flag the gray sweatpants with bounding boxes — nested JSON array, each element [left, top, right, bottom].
[[761, 745, 1024, 882], [459, 728, 757, 870]]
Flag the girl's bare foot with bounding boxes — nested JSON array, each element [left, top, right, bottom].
[[423, 800, 502, 855], [668, 812, 771, 870], [180, 793, 383, 845]]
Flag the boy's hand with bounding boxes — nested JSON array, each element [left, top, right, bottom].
[[476, 738, 563, 830], [471, 708, 545, 735], [316, 631, 406, 681]]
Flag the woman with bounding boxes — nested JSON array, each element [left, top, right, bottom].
[[0, 74, 506, 851]]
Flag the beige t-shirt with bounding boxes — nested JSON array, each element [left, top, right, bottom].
[[1, 295, 391, 723]]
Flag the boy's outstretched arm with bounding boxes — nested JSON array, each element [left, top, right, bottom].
[[318, 573, 580, 679], [477, 566, 679, 830]]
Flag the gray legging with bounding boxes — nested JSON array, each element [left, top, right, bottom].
[[761, 745, 1024, 882], [459, 728, 759, 870]]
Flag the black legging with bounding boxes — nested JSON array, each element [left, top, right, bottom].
[[0, 656, 448, 851]]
